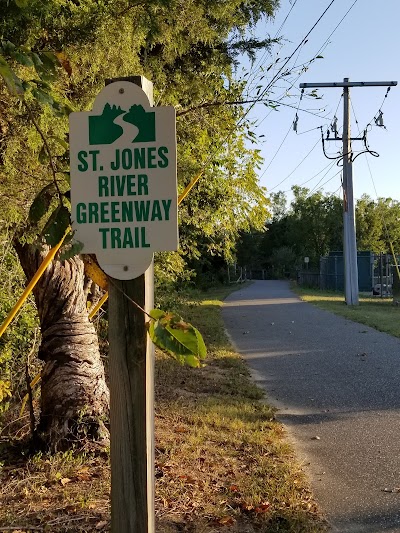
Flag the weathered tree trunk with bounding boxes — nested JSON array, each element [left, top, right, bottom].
[[14, 242, 109, 451]]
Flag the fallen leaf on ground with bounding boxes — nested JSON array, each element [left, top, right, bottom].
[[254, 502, 270, 513], [217, 516, 235, 525]]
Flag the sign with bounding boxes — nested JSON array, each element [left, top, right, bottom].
[[69, 81, 178, 279], [304, 257, 310, 263]]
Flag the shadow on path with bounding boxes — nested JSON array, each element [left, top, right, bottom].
[[223, 281, 400, 532]]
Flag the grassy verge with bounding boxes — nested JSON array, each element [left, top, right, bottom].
[[293, 285, 400, 337], [0, 285, 326, 532]]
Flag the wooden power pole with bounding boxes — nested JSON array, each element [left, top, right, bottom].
[[300, 78, 397, 305]]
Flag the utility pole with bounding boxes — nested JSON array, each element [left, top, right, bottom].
[[299, 79, 397, 305]]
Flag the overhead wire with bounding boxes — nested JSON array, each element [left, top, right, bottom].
[[262, 90, 343, 189], [238, 0, 338, 128], [331, 182, 343, 196], [306, 168, 342, 197], [246, 0, 300, 93], [260, 0, 360, 200], [310, 0, 360, 60], [266, 135, 321, 189], [250, 1, 363, 184], [362, 86, 392, 132], [283, 160, 337, 191], [248, 0, 360, 129], [179, 0, 359, 210]]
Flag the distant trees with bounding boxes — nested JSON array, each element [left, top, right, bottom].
[[356, 194, 400, 253], [237, 188, 400, 278], [237, 187, 343, 276]]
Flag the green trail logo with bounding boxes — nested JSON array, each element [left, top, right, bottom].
[[89, 103, 156, 145]]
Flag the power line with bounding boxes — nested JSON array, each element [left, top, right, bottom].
[[248, 0, 360, 129], [349, 101, 397, 256], [239, 0, 338, 126], [306, 168, 342, 197], [266, 135, 321, 189], [260, 122, 292, 177], [247, 1, 357, 150], [331, 182, 343, 196], [275, 0, 300, 39], [179, 1, 357, 205], [247, 0, 300, 91], [311, 0, 360, 59], [281, 160, 336, 191]]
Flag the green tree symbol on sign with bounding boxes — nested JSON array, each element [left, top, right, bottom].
[[89, 103, 156, 145]]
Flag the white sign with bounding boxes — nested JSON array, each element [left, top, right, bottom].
[[69, 81, 178, 279], [304, 257, 310, 263]]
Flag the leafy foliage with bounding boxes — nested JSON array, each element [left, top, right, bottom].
[[356, 194, 400, 253], [0, 0, 280, 438], [0, 229, 40, 417], [0, 0, 278, 284], [148, 309, 206, 368], [238, 187, 400, 278], [237, 187, 343, 275]]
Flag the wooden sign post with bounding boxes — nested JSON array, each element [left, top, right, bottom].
[[69, 76, 177, 532], [109, 262, 155, 532], [108, 77, 155, 533]]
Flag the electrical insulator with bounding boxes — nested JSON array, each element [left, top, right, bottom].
[[375, 110, 384, 127], [293, 114, 298, 133], [331, 116, 338, 136]]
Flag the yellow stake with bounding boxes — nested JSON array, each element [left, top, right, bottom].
[[88, 292, 109, 320], [0, 227, 70, 339], [17, 170, 206, 415], [178, 171, 203, 205]]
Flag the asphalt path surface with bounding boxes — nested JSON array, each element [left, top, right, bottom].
[[222, 280, 400, 532]]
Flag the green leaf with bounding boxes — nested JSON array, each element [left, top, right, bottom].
[[42, 205, 70, 246], [15, 0, 29, 7], [38, 145, 49, 164], [36, 52, 58, 81], [59, 171, 70, 184], [31, 53, 43, 70], [31, 79, 51, 90], [194, 327, 207, 358], [149, 308, 164, 320], [31, 87, 54, 105], [14, 50, 34, 67], [184, 355, 201, 368], [1, 41, 16, 54], [29, 183, 57, 223], [49, 135, 68, 151], [0, 54, 23, 95], [148, 309, 207, 364]]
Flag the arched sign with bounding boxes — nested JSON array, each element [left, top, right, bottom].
[[69, 81, 178, 279]]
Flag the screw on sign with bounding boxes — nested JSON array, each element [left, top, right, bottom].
[[70, 79, 178, 280]]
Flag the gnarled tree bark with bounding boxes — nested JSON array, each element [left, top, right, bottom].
[[14, 241, 109, 451]]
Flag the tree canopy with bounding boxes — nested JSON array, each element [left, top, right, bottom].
[[0, 0, 279, 281]]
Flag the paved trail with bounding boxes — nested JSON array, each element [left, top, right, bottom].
[[222, 281, 400, 532]]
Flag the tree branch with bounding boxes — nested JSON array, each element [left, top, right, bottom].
[[24, 102, 63, 205], [176, 98, 327, 118]]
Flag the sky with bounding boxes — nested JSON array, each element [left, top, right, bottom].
[[240, 0, 400, 206]]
